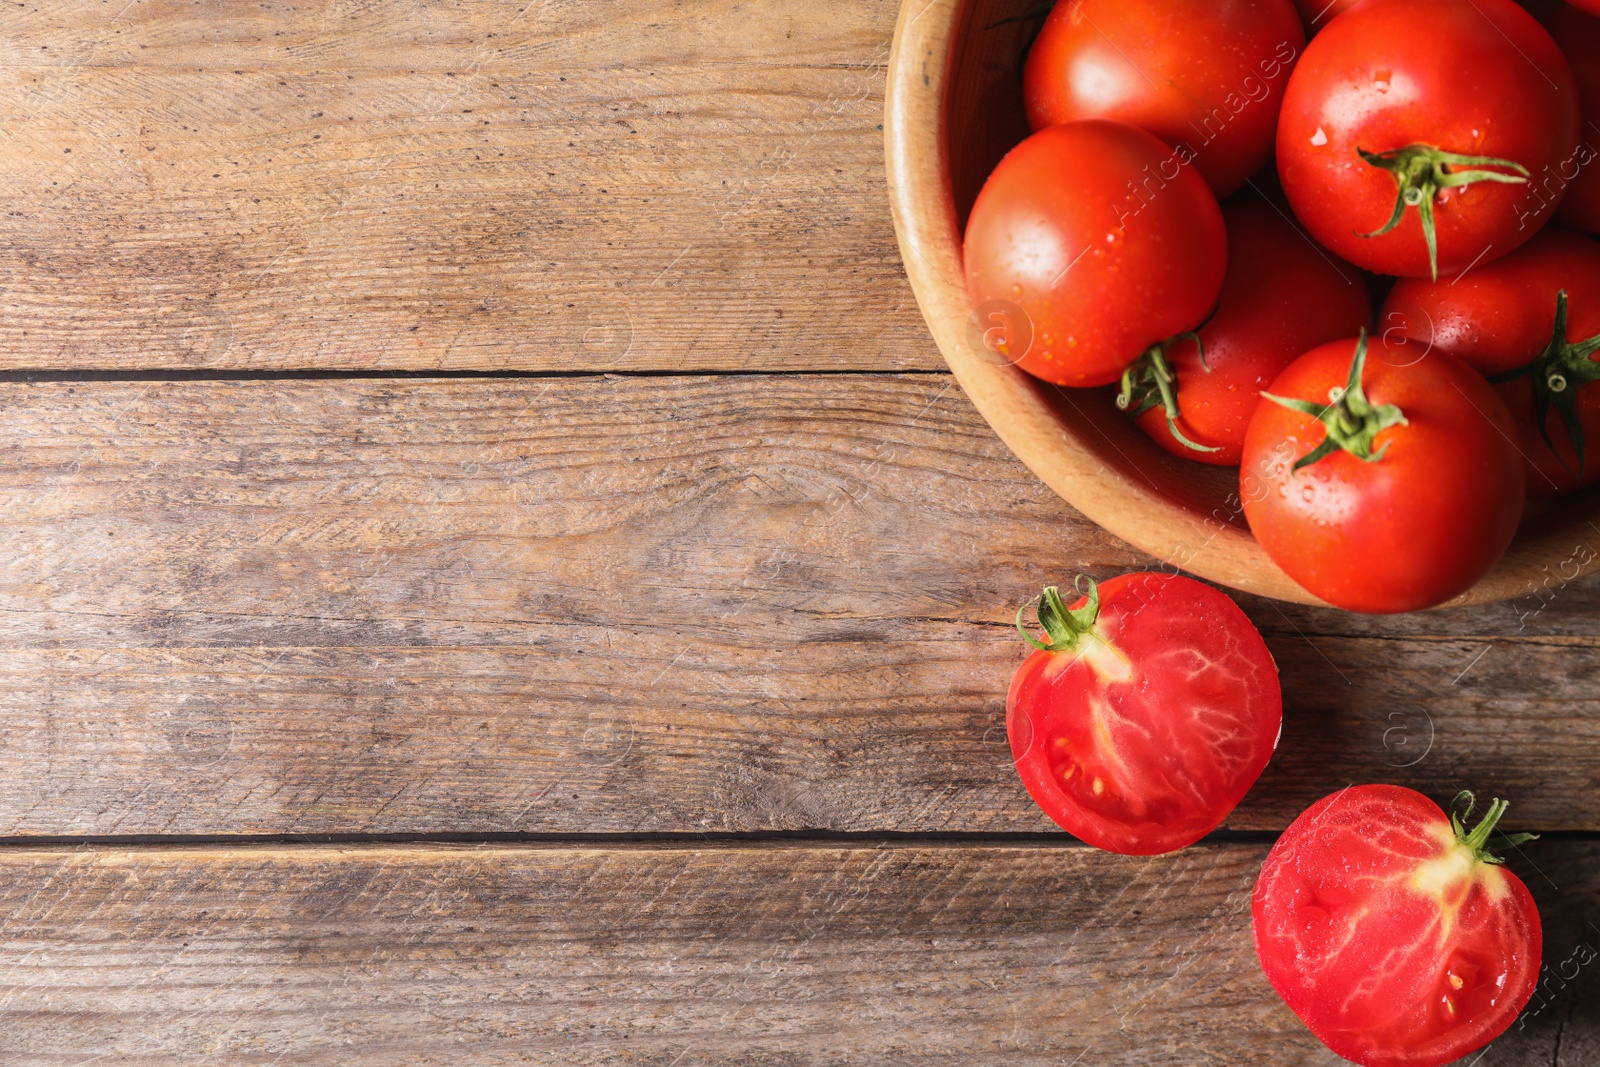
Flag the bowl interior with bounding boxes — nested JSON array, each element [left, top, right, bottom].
[[886, 0, 1600, 608]]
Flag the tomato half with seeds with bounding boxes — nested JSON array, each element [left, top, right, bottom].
[[1125, 197, 1372, 465], [964, 120, 1228, 389], [1277, 0, 1579, 280], [1006, 573, 1281, 855], [1240, 332, 1525, 613], [1255, 786, 1542, 1067], [1023, 0, 1304, 198], [1381, 226, 1600, 496]]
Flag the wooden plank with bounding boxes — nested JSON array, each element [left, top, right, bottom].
[[0, 375, 1597, 834], [0, 0, 929, 372], [0, 842, 1590, 1065]]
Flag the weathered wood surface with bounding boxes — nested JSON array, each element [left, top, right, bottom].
[[0, 0, 925, 372], [3, 0, 1593, 1061], [0, 841, 1590, 1065], [0, 375, 1594, 836]]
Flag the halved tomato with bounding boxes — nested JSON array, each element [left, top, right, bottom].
[[1007, 573, 1281, 855], [1255, 786, 1542, 1067]]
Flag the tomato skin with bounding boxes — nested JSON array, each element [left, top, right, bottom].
[[1381, 227, 1600, 496], [1134, 198, 1372, 465], [1276, 0, 1580, 278], [1565, 0, 1600, 18], [964, 121, 1227, 389], [1006, 573, 1281, 856], [1544, 4, 1600, 235], [1240, 335, 1525, 613], [1022, 0, 1304, 198], [1254, 786, 1542, 1067]]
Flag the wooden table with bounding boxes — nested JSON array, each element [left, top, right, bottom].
[[0, 1, 1593, 1063]]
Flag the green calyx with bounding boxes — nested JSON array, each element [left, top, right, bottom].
[[1451, 791, 1538, 866], [1489, 290, 1600, 475], [1115, 333, 1220, 455], [1357, 143, 1531, 281], [1261, 330, 1409, 472], [1016, 576, 1101, 653]]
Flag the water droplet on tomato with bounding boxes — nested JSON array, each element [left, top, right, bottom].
[[1310, 127, 1329, 147]]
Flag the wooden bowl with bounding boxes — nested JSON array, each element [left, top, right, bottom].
[[884, 0, 1600, 608]]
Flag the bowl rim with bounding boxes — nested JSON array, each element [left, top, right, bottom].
[[882, 0, 1596, 610]]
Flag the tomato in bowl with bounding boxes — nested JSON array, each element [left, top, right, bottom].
[[883, 0, 1600, 607]]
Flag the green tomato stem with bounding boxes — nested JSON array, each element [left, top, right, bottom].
[[1488, 290, 1600, 475], [1016, 576, 1102, 653], [1115, 333, 1220, 455], [1450, 791, 1538, 866], [1260, 330, 1409, 472], [1357, 143, 1530, 281]]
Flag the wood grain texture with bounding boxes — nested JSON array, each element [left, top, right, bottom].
[[0, 0, 926, 371], [0, 841, 1591, 1065], [0, 375, 1596, 835]]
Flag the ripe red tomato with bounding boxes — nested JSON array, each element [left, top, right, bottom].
[[1240, 332, 1525, 613], [965, 120, 1227, 389], [1292, 0, 1364, 33], [1006, 573, 1281, 855], [1126, 197, 1372, 465], [1022, 0, 1304, 199], [1277, 0, 1580, 279], [1381, 227, 1600, 496], [1255, 786, 1542, 1067], [1544, 4, 1600, 235]]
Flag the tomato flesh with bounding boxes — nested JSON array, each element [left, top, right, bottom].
[[964, 120, 1227, 389], [1255, 785, 1542, 1067], [1023, 0, 1304, 198], [1007, 573, 1281, 855]]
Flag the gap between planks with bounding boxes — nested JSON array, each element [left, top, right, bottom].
[[0, 829, 1593, 853], [0, 368, 954, 383], [0, 830, 1281, 852]]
